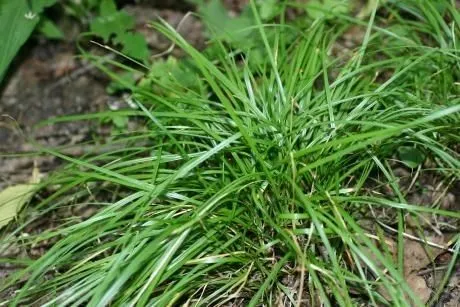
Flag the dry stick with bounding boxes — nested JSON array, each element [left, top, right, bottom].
[[417, 265, 451, 276], [296, 247, 306, 307], [375, 220, 456, 253], [369, 205, 449, 251], [405, 164, 421, 194], [432, 177, 455, 208]]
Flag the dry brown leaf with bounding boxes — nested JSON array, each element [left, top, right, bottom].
[[406, 273, 432, 305], [404, 236, 448, 274], [0, 183, 37, 229], [0, 163, 40, 229]]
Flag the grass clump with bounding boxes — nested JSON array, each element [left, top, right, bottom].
[[1, 0, 459, 306]]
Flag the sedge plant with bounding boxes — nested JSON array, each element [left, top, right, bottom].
[[0, 0, 459, 306]]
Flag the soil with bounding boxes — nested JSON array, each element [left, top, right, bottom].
[[0, 39, 110, 181], [0, 1, 458, 306]]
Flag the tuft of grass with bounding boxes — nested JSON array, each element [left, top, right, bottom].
[[1, 1, 459, 306]]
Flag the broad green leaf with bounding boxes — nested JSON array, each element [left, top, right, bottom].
[[30, 0, 58, 12], [37, 18, 64, 39], [0, 184, 37, 229], [89, 0, 149, 63], [142, 57, 198, 90], [397, 146, 425, 168], [90, 11, 134, 42], [198, 0, 255, 43], [0, 0, 57, 82], [87, 0, 102, 9], [99, 0, 117, 17], [114, 32, 149, 61], [106, 71, 137, 94], [307, 0, 350, 19], [259, 0, 278, 20], [112, 115, 128, 128]]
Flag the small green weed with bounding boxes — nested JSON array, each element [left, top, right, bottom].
[[0, 0, 58, 81], [0, 0, 149, 83], [89, 0, 149, 62]]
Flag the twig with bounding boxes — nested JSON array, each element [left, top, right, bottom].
[[376, 220, 456, 253], [417, 265, 450, 276]]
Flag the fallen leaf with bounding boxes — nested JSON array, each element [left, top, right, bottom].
[[404, 235, 447, 274], [0, 183, 37, 229], [406, 273, 432, 305]]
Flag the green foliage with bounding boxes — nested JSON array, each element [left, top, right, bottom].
[[37, 17, 64, 39], [139, 57, 200, 94], [61, 0, 102, 20], [398, 146, 425, 168], [90, 0, 149, 62], [0, 0, 58, 82], [1, 0, 460, 306], [90, 0, 133, 41], [112, 114, 129, 129], [106, 71, 137, 94], [0, 0, 149, 84], [192, 0, 295, 69], [306, 0, 350, 19], [114, 32, 149, 61], [259, 0, 280, 20], [190, 0, 258, 47]]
